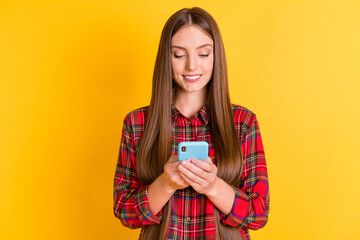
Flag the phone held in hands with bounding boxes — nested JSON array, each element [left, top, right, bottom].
[[178, 141, 209, 161]]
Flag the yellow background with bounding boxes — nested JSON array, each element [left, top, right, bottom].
[[1, 0, 359, 239]]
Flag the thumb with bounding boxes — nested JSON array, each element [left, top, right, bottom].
[[168, 155, 179, 163]]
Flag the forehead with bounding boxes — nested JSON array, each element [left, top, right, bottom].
[[171, 25, 213, 49]]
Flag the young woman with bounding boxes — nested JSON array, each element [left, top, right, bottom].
[[113, 7, 269, 240]]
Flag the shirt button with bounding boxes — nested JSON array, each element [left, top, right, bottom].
[[186, 217, 191, 221]]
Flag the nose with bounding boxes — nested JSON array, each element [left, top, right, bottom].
[[186, 54, 198, 71]]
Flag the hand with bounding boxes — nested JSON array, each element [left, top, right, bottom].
[[178, 157, 218, 196], [162, 155, 189, 192]]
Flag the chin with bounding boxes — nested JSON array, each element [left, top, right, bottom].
[[184, 88, 204, 93]]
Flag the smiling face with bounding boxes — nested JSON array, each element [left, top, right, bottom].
[[171, 24, 214, 95]]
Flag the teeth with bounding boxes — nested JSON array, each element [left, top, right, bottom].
[[184, 75, 200, 79]]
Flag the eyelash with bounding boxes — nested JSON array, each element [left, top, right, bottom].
[[174, 54, 209, 58]]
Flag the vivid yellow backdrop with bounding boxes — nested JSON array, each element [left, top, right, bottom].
[[1, 0, 359, 239]]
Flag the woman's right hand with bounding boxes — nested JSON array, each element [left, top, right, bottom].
[[162, 155, 189, 192]]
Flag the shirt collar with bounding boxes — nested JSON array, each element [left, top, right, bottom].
[[171, 102, 209, 125]]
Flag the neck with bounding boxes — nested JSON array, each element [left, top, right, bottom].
[[173, 86, 207, 119]]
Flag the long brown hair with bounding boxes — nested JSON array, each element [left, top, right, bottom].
[[136, 7, 244, 239]]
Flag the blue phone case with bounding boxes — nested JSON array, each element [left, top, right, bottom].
[[178, 141, 209, 161]]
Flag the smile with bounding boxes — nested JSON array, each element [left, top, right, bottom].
[[183, 74, 202, 82]]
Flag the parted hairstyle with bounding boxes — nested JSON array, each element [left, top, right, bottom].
[[136, 7, 244, 240]]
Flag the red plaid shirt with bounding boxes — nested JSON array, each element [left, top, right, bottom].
[[113, 103, 269, 239]]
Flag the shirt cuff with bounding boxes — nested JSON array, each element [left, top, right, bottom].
[[133, 185, 164, 225], [219, 186, 253, 227]]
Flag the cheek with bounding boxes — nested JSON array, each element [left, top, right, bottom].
[[205, 58, 214, 72], [171, 62, 180, 81], [171, 59, 182, 74]]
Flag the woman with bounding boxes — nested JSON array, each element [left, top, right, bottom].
[[113, 7, 269, 240]]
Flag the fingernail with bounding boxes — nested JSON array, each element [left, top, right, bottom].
[[181, 161, 187, 165], [190, 159, 196, 164]]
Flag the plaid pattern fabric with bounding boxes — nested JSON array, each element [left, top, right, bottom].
[[113, 103, 269, 240]]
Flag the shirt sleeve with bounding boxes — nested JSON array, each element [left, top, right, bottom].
[[113, 115, 164, 229], [219, 114, 270, 230]]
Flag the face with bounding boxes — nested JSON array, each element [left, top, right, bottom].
[[171, 24, 214, 94]]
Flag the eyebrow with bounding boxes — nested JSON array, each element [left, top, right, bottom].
[[171, 43, 213, 50]]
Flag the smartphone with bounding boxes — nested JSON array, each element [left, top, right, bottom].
[[178, 141, 209, 161]]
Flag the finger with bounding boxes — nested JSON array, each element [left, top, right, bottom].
[[166, 165, 180, 173], [165, 161, 181, 172], [178, 163, 207, 186], [173, 173, 189, 186], [188, 158, 214, 173], [179, 160, 207, 179], [168, 155, 179, 162], [180, 172, 201, 189], [167, 173, 189, 190]]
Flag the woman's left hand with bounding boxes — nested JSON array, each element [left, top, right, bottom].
[[178, 157, 218, 196]]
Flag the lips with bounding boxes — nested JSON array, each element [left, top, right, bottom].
[[182, 74, 202, 82]]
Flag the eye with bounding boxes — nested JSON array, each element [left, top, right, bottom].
[[173, 54, 209, 58]]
